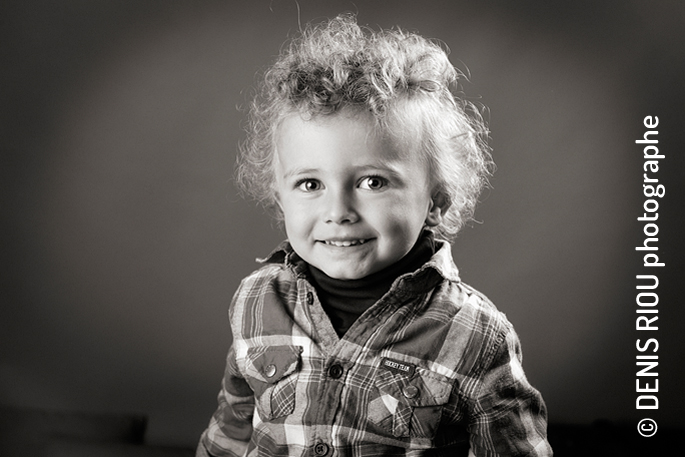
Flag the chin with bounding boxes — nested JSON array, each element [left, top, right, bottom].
[[327, 271, 360, 281], [323, 266, 367, 281]]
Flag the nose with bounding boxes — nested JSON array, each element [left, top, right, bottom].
[[324, 188, 359, 224]]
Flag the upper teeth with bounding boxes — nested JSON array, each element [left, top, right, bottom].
[[325, 239, 367, 247]]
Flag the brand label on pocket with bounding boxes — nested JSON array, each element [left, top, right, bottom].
[[380, 357, 416, 377]]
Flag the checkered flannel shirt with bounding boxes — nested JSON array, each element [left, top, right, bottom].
[[197, 239, 552, 457]]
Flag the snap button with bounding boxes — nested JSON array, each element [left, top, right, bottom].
[[328, 364, 344, 379], [306, 292, 314, 305], [314, 442, 329, 456], [402, 385, 419, 399], [264, 364, 277, 378]]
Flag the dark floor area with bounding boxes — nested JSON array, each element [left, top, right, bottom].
[[0, 405, 194, 457]]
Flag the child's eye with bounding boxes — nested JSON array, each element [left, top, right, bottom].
[[359, 176, 387, 190], [297, 179, 322, 192]]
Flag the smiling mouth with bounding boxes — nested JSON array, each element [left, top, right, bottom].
[[321, 239, 371, 247]]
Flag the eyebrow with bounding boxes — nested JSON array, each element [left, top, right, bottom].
[[282, 164, 403, 180], [281, 167, 320, 180]]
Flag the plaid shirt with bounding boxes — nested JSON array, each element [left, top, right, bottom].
[[197, 240, 551, 457]]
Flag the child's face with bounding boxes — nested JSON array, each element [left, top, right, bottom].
[[274, 112, 442, 280]]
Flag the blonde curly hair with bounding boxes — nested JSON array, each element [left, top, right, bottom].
[[236, 14, 492, 240]]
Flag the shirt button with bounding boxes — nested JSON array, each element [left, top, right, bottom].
[[314, 442, 329, 456], [306, 292, 314, 305], [264, 364, 277, 378], [402, 385, 419, 399], [328, 364, 344, 379]]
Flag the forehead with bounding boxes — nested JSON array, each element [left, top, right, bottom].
[[274, 112, 423, 171]]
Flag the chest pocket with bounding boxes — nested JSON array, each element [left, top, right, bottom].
[[368, 364, 452, 440], [243, 345, 302, 421]]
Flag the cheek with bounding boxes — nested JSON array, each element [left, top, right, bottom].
[[375, 195, 430, 229], [282, 203, 316, 237], [277, 192, 300, 219], [374, 211, 416, 241], [283, 213, 303, 235]]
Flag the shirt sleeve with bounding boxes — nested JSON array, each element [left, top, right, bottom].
[[467, 324, 553, 457], [196, 346, 255, 457]]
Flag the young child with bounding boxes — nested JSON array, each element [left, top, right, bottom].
[[197, 14, 551, 457]]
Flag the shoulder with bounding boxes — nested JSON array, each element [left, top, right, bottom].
[[236, 262, 291, 290], [424, 238, 508, 329], [228, 261, 304, 341], [430, 266, 513, 338], [422, 240, 516, 367], [230, 262, 296, 310], [426, 276, 519, 376], [453, 281, 512, 334]]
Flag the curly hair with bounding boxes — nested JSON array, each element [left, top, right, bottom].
[[236, 14, 493, 240]]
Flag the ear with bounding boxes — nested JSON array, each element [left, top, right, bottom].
[[425, 191, 450, 227]]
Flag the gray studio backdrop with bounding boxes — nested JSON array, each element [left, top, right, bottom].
[[2, 0, 683, 447]]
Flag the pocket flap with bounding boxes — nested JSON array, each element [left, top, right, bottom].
[[375, 365, 452, 407], [244, 345, 302, 397]]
